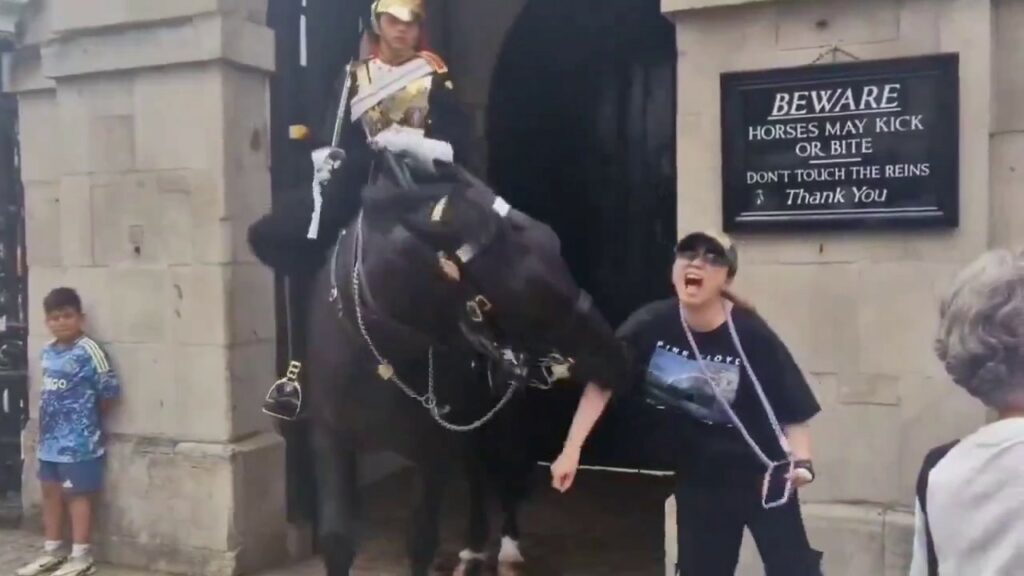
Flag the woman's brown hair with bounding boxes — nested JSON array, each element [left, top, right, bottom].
[[723, 287, 756, 313]]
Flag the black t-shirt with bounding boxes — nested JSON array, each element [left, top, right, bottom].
[[616, 298, 821, 466]]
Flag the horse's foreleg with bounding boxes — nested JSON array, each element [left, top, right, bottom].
[[496, 437, 531, 567], [408, 463, 448, 576], [454, 446, 489, 576], [498, 492, 525, 565], [312, 424, 359, 576]]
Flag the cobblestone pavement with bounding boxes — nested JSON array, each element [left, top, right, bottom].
[[2, 470, 671, 576]]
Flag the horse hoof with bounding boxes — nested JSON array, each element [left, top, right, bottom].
[[453, 550, 487, 576], [497, 536, 525, 564], [497, 562, 526, 576]]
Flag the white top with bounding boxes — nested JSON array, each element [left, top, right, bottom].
[[910, 417, 1024, 576]]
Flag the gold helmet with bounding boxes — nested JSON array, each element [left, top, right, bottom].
[[371, 0, 425, 26]]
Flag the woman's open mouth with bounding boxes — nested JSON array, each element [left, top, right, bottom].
[[683, 273, 704, 295]]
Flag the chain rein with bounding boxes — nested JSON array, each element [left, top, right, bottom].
[[343, 212, 521, 432]]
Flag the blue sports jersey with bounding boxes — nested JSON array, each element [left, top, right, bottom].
[[38, 336, 120, 463]]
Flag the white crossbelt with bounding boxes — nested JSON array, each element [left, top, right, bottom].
[[350, 57, 434, 120]]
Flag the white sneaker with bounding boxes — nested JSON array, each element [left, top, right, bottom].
[[50, 557, 94, 576], [14, 554, 67, 576]]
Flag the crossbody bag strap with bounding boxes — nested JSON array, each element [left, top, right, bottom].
[[680, 305, 794, 508]]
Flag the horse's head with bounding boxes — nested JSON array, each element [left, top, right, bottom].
[[362, 162, 630, 392]]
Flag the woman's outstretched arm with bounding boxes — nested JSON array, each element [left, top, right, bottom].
[[550, 382, 613, 493]]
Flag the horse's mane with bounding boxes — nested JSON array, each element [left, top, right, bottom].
[[361, 166, 563, 256]]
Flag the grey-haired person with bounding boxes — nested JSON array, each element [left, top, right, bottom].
[[911, 248, 1024, 576]]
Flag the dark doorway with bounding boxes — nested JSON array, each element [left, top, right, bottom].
[[488, 0, 678, 470]]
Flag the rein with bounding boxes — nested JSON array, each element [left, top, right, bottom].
[[348, 212, 521, 432]]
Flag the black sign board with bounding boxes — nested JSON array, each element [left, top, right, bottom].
[[721, 54, 959, 231]]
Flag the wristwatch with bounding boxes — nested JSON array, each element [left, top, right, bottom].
[[793, 459, 815, 483]]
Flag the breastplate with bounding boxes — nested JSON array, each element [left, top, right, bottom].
[[355, 64, 433, 138]]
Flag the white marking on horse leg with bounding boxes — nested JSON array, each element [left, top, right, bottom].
[[458, 549, 487, 562], [454, 549, 487, 576], [498, 536, 524, 564]]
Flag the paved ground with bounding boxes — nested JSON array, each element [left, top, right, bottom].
[[0, 529, 170, 576], [1, 469, 672, 576]]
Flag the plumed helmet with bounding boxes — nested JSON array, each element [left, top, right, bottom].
[[371, 0, 425, 32]]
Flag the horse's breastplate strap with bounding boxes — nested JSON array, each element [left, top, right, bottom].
[[355, 66, 433, 138]]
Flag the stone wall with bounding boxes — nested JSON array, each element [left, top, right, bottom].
[[661, 0, 1021, 574], [6, 0, 288, 573]]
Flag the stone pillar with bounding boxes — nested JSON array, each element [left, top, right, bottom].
[[991, 0, 1024, 247], [6, 1, 287, 573], [660, 0, 1000, 574]]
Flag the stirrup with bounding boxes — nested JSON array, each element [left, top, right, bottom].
[[263, 361, 304, 421]]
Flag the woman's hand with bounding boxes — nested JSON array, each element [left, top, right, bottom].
[[784, 423, 814, 489], [550, 444, 582, 493], [786, 458, 815, 489], [787, 468, 814, 489], [551, 382, 612, 493]]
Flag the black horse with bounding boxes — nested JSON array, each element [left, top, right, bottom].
[[283, 159, 628, 575]]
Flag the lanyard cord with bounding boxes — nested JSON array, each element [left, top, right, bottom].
[[678, 305, 792, 468]]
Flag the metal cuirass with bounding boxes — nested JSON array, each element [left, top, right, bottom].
[[354, 61, 434, 139]]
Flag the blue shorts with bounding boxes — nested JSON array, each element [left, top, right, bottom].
[[38, 457, 105, 495]]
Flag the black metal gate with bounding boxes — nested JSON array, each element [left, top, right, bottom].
[[0, 91, 29, 513]]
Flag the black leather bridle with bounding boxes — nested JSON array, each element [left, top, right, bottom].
[[335, 152, 582, 394]]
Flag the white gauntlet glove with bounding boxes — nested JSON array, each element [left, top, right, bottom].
[[306, 146, 346, 240], [371, 125, 454, 175], [312, 147, 346, 182]]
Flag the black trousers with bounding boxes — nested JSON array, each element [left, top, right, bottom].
[[674, 458, 823, 576]]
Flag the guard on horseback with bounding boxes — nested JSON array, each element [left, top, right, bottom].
[[251, 0, 471, 420]]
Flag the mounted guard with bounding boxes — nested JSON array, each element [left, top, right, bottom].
[[251, 0, 471, 420]]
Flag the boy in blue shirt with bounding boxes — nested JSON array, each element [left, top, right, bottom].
[[17, 288, 120, 576]]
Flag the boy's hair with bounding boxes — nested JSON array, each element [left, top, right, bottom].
[[43, 287, 83, 314]]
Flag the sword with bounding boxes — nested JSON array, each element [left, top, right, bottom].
[[330, 60, 356, 147], [308, 61, 356, 240]]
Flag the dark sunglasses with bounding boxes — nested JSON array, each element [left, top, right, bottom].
[[676, 248, 731, 268]]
